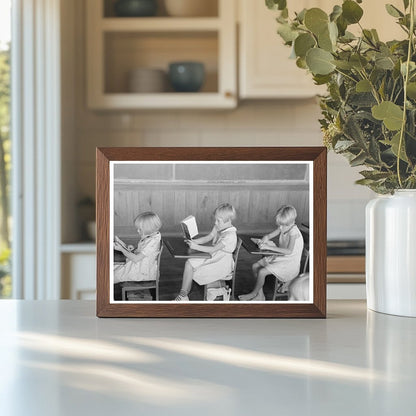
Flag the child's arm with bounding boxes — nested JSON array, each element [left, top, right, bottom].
[[261, 228, 281, 243], [187, 240, 224, 255], [189, 227, 216, 244], [266, 234, 297, 255], [114, 241, 146, 264]]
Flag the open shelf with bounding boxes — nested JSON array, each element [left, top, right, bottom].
[[86, 0, 236, 109], [104, 31, 218, 94]]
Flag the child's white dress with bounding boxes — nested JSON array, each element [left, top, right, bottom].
[[188, 226, 237, 286], [113, 232, 161, 284], [259, 225, 304, 282]]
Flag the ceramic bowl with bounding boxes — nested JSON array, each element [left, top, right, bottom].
[[168, 62, 205, 92], [114, 0, 158, 17], [128, 68, 167, 93]]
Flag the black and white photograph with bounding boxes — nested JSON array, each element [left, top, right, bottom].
[[110, 161, 313, 303]]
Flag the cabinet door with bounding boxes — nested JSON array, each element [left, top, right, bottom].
[[239, 0, 404, 99], [239, 0, 325, 99]]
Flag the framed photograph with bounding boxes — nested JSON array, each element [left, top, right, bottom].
[[96, 147, 327, 318]]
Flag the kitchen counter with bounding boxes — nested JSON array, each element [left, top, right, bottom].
[[0, 300, 415, 415]]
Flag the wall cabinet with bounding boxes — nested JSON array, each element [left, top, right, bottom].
[[238, 0, 404, 99], [86, 0, 237, 109], [238, 0, 325, 99]]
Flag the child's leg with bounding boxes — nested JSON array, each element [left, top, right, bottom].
[[175, 260, 194, 301], [239, 267, 269, 301]]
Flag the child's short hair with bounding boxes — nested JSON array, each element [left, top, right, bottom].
[[134, 211, 162, 235], [214, 203, 236, 222], [275, 205, 297, 226]]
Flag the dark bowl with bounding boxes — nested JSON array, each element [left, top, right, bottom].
[[168, 62, 205, 93], [114, 0, 158, 17]]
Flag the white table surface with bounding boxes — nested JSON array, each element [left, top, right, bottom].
[[0, 300, 415, 416]]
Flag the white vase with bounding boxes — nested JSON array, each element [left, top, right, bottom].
[[366, 189, 416, 317]]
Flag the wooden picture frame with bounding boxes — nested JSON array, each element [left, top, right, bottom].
[[96, 147, 327, 318]]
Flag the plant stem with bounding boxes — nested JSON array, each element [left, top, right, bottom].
[[397, 0, 415, 188], [334, 68, 358, 84]]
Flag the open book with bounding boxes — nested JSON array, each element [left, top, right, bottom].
[[251, 238, 277, 249], [114, 235, 128, 251], [181, 215, 198, 240]]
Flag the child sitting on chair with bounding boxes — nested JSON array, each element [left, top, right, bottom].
[[239, 205, 304, 301], [175, 203, 237, 301], [113, 211, 162, 284]]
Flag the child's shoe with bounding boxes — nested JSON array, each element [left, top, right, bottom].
[[175, 291, 189, 302]]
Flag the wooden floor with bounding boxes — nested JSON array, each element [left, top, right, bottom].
[[114, 243, 286, 301]]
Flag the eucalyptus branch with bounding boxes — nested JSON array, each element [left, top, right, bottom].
[[358, 69, 381, 104], [334, 68, 358, 84], [397, 0, 415, 188]]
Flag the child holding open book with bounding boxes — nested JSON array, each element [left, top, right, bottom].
[[239, 205, 304, 301], [175, 203, 237, 301], [113, 211, 162, 284]]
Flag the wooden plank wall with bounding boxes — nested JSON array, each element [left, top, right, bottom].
[[114, 184, 310, 236], [113, 163, 310, 237]]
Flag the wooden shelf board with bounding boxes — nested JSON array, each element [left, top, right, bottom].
[[89, 92, 236, 109], [101, 17, 221, 32]]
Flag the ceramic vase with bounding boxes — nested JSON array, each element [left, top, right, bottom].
[[366, 190, 416, 317]]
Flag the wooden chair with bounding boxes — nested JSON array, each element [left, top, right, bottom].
[[121, 241, 163, 301], [203, 237, 242, 301], [272, 247, 309, 301]]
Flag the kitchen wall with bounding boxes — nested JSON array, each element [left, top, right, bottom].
[[61, 0, 374, 243]]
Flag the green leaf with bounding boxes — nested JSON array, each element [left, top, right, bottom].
[[385, 4, 404, 18], [277, 23, 299, 43], [360, 170, 391, 181], [371, 29, 380, 42], [356, 79, 372, 92], [294, 33, 316, 58], [388, 132, 409, 162], [372, 101, 404, 130], [296, 57, 308, 69], [296, 8, 307, 23], [350, 54, 368, 70], [375, 55, 395, 70], [342, 0, 364, 24], [407, 82, 416, 99], [313, 74, 332, 85], [266, 0, 287, 11], [363, 29, 376, 46], [334, 139, 355, 151], [328, 21, 338, 45], [318, 27, 334, 52], [339, 31, 356, 43], [333, 60, 352, 70], [330, 5, 342, 22], [306, 48, 335, 75], [336, 15, 348, 36], [350, 152, 367, 167], [304, 8, 329, 35]]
